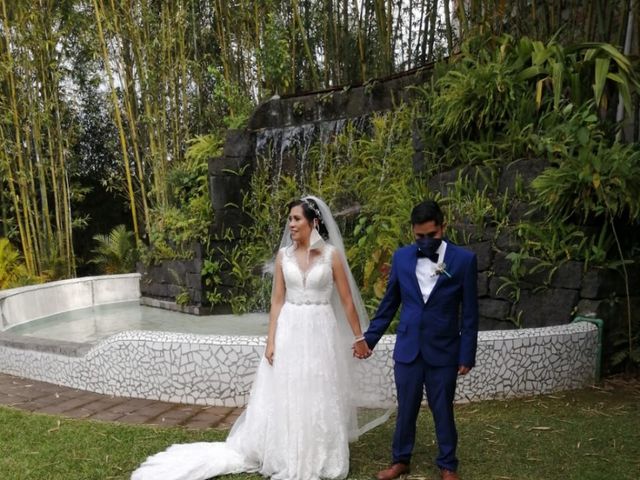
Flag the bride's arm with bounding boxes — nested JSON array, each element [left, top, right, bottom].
[[266, 251, 285, 365], [331, 250, 371, 358]]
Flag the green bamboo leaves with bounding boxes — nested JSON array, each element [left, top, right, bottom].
[[0, 1, 76, 277], [517, 37, 640, 116]]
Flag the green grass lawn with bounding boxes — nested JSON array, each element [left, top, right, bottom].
[[1, 378, 639, 480]]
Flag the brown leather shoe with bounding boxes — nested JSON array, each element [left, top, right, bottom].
[[375, 463, 410, 480], [440, 468, 460, 480]]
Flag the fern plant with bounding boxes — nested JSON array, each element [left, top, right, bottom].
[[90, 225, 138, 274], [0, 238, 32, 289]]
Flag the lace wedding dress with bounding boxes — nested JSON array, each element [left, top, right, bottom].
[[131, 244, 356, 480]]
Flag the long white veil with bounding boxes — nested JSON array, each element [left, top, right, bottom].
[[276, 195, 393, 438]]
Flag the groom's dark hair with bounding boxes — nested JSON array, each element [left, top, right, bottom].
[[411, 200, 444, 226]]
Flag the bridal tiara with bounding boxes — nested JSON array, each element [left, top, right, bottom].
[[301, 198, 322, 222]]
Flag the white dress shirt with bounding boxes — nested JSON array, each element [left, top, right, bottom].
[[416, 240, 447, 303]]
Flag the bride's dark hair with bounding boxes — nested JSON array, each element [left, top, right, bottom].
[[287, 198, 329, 239]]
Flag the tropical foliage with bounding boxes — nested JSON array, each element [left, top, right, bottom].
[[89, 225, 138, 274], [0, 2, 639, 369], [2, 0, 640, 283], [207, 33, 640, 371], [142, 134, 221, 262], [0, 238, 32, 289], [213, 106, 424, 315]]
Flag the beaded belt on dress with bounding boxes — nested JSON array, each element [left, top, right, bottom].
[[286, 299, 330, 305]]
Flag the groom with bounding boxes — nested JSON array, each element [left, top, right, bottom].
[[361, 200, 478, 480]]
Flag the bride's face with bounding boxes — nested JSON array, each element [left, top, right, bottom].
[[288, 205, 312, 243]]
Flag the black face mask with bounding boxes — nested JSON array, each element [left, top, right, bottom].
[[416, 236, 442, 257]]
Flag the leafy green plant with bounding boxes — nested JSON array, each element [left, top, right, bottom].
[[144, 134, 221, 263], [89, 225, 138, 274], [175, 290, 191, 306], [208, 68, 254, 129], [201, 257, 225, 306], [415, 34, 640, 178], [315, 92, 333, 107], [516, 36, 640, 116], [532, 137, 640, 225], [258, 12, 292, 95], [441, 174, 506, 240], [0, 238, 35, 288], [424, 38, 531, 141], [343, 113, 424, 304], [524, 101, 640, 370], [512, 220, 588, 264], [202, 159, 299, 313]]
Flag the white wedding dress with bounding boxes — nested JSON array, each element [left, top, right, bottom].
[[131, 244, 356, 480]]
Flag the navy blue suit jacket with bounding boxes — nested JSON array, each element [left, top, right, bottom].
[[365, 242, 479, 367]]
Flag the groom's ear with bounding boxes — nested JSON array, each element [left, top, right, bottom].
[[440, 222, 447, 236]]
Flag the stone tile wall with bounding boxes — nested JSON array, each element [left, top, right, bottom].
[[0, 276, 599, 406], [0, 322, 598, 407]]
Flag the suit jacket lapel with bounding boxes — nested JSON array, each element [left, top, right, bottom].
[[426, 243, 454, 304], [408, 245, 424, 301]]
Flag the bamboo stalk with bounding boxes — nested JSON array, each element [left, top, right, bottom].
[[353, 0, 366, 81], [111, 0, 151, 235], [443, 0, 454, 55], [427, 0, 438, 61], [292, 0, 320, 88], [0, 0, 36, 273], [23, 103, 43, 273], [0, 124, 30, 270], [92, 0, 140, 242], [30, 81, 54, 255]]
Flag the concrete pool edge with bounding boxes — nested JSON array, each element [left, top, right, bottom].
[[0, 275, 600, 407], [0, 331, 91, 357], [0, 274, 141, 330], [0, 323, 599, 407]]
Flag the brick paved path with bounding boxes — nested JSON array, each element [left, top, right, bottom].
[[0, 372, 243, 429]]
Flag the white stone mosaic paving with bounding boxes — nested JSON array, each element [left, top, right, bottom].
[[0, 322, 598, 407]]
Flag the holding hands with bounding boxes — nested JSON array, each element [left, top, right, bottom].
[[353, 336, 372, 359]]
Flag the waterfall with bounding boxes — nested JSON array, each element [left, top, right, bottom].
[[253, 117, 368, 188]]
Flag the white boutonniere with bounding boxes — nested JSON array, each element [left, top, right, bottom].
[[432, 262, 451, 278]]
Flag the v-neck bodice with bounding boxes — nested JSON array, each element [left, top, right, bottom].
[[281, 245, 334, 304]]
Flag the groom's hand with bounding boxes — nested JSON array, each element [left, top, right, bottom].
[[458, 365, 471, 375], [353, 339, 372, 359]]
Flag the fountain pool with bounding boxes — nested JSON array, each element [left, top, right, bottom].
[[6, 301, 269, 343], [0, 274, 600, 407]]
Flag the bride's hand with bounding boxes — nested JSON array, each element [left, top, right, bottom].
[[353, 339, 372, 359], [265, 341, 275, 365]]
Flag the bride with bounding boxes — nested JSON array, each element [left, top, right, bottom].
[[131, 196, 388, 480]]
